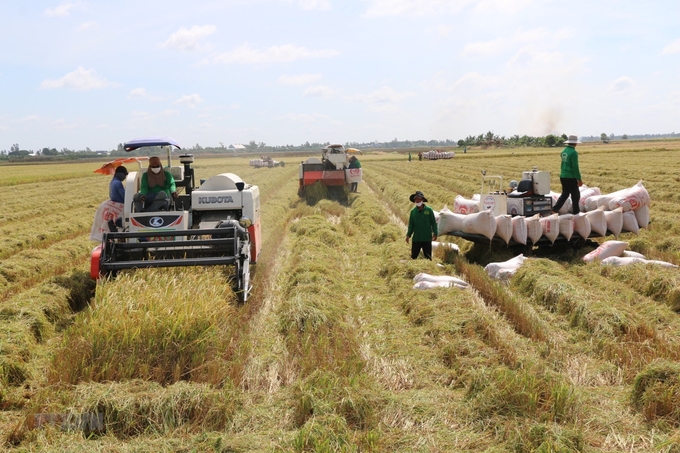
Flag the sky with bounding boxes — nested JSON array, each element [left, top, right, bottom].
[[0, 0, 679, 151]]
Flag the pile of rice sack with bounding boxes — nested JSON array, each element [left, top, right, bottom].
[[438, 181, 650, 245], [422, 150, 455, 160]]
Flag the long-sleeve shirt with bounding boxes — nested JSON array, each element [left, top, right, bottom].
[[140, 171, 176, 196], [559, 145, 582, 180], [109, 177, 125, 203], [407, 204, 438, 241]]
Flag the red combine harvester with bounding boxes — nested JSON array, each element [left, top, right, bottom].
[[298, 144, 362, 196]]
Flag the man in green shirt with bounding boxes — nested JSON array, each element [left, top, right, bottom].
[[552, 135, 584, 215], [133, 156, 178, 212], [406, 190, 438, 260]]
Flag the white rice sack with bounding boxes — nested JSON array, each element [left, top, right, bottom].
[[573, 213, 591, 240], [622, 250, 645, 258], [549, 191, 572, 215], [414, 273, 468, 286], [583, 240, 628, 262], [635, 205, 650, 229], [600, 256, 645, 266], [608, 180, 651, 212], [454, 195, 480, 215], [604, 207, 623, 238], [471, 194, 481, 201], [601, 256, 678, 268], [413, 281, 467, 290], [460, 210, 497, 241], [511, 216, 528, 245], [437, 206, 464, 235], [485, 254, 525, 280], [495, 215, 513, 244], [585, 195, 607, 212], [540, 213, 560, 244], [431, 241, 460, 253], [622, 211, 640, 234], [644, 260, 678, 269], [525, 214, 543, 244], [432, 209, 440, 222], [578, 186, 601, 212], [558, 214, 574, 241], [586, 208, 607, 236]]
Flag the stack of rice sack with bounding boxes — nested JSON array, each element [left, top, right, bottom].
[[422, 150, 455, 160], [573, 180, 650, 238], [439, 181, 650, 244]]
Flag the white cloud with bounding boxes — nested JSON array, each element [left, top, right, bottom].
[[127, 88, 164, 101], [162, 25, 217, 51], [608, 76, 634, 92], [661, 38, 680, 55], [286, 0, 332, 10], [44, 2, 80, 17], [474, 0, 533, 14], [462, 27, 569, 57], [346, 86, 414, 112], [280, 113, 330, 122], [462, 38, 506, 56], [129, 110, 180, 122], [278, 73, 323, 85], [77, 21, 97, 31], [364, 0, 472, 16], [303, 85, 335, 99], [173, 94, 203, 108], [451, 72, 499, 90], [39, 67, 117, 91], [214, 43, 339, 64], [17, 115, 40, 123]]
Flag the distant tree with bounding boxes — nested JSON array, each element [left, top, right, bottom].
[[457, 139, 465, 147], [622, 134, 628, 140], [11, 143, 20, 153], [600, 133, 608, 142], [545, 134, 558, 147]]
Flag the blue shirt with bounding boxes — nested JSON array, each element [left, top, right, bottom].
[[109, 177, 125, 203]]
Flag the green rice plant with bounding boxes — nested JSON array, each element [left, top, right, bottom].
[[599, 263, 680, 312], [454, 257, 549, 342], [49, 268, 238, 386], [466, 363, 579, 424], [292, 413, 356, 452], [631, 360, 680, 426], [510, 423, 585, 453]]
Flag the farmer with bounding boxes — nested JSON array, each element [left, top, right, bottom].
[[408, 152, 412, 162], [348, 155, 361, 192], [107, 165, 127, 230], [133, 156, 178, 212], [552, 135, 584, 215], [109, 166, 127, 204], [406, 190, 438, 260]]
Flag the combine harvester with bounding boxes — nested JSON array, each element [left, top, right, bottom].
[[298, 144, 362, 196], [90, 137, 261, 302], [441, 167, 650, 251]]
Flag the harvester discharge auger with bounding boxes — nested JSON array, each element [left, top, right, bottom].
[[90, 137, 261, 303]]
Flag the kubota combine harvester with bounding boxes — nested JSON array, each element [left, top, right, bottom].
[[298, 144, 362, 196], [90, 137, 261, 302]]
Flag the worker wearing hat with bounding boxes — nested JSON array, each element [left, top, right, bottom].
[[406, 190, 438, 260], [552, 135, 584, 215], [133, 156, 178, 212], [109, 165, 128, 204]]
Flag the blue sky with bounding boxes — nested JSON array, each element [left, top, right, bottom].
[[0, 0, 679, 151]]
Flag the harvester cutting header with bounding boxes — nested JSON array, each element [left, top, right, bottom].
[[298, 144, 363, 196], [90, 137, 261, 302]]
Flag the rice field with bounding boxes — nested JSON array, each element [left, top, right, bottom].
[[1, 141, 680, 452]]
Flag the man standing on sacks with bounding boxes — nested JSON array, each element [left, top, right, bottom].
[[406, 190, 438, 260], [552, 135, 584, 215]]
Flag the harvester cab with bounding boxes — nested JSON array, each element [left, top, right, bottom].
[[298, 143, 363, 196], [506, 167, 553, 217], [90, 137, 261, 302]]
